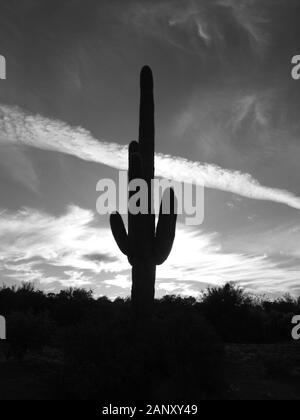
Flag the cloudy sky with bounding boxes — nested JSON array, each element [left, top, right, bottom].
[[1, 0, 300, 298]]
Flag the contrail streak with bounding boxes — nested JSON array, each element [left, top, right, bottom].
[[1, 104, 300, 210]]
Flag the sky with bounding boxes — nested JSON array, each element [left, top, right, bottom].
[[1, 0, 300, 298]]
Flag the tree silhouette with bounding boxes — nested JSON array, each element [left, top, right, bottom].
[[110, 66, 177, 320]]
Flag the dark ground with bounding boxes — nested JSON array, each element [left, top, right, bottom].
[[1, 283, 300, 400], [224, 343, 300, 400], [1, 342, 300, 400]]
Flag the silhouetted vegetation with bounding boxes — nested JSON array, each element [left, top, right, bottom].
[[199, 284, 299, 343], [0, 282, 299, 400], [110, 66, 177, 319]]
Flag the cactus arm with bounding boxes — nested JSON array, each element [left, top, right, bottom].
[[110, 212, 129, 256], [129, 140, 140, 158], [128, 151, 143, 182], [154, 188, 177, 265]]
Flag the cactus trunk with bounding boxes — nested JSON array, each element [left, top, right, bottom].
[[110, 66, 177, 321], [132, 261, 156, 319]]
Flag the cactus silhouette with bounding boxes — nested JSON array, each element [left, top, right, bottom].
[[110, 66, 177, 319]]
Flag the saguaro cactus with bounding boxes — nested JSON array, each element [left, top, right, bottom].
[[110, 66, 177, 319]]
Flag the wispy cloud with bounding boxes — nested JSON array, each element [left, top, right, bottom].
[[0, 206, 299, 296], [167, 5, 212, 46], [158, 224, 300, 296], [1, 104, 300, 211], [231, 94, 269, 131], [122, 0, 269, 55], [157, 281, 201, 298], [222, 222, 300, 261], [0, 146, 39, 193], [173, 89, 274, 164], [104, 275, 132, 290], [0, 205, 128, 291], [219, 0, 269, 53]]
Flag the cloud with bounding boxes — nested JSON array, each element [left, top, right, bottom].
[[173, 89, 274, 163], [1, 104, 300, 211], [157, 224, 300, 296], [104, 275, 132, 290], [122, 0, 269, 55], [0, 146, 39, 193], [0, 205, 128, 291], [231, 94, 269, 131], [219, 0, 269, 53], [157, 281, 201, 298], [167, 5, 212, 45], [0, 205, 299, 296], [222, 222, 300, 261], [84, 253, 118, 263]]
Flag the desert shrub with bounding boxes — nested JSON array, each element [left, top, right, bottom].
[[199, 283, 261, 342], [0, 283, 48, 316], [50, 288, 94, 326], [197, 284, 298, 343], [263, 294, 300, 315], [0, 282, 297, 368]]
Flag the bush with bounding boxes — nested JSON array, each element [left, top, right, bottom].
[[199, 283, 261, 342], [0, 283, 48, 316], [0, 282, 299, 399], [195, 283, 300, 343]]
